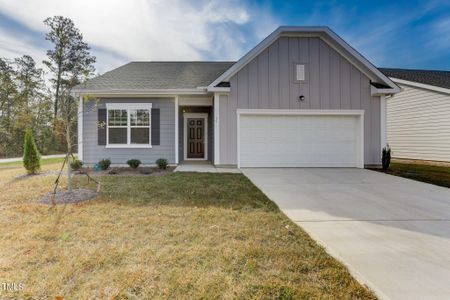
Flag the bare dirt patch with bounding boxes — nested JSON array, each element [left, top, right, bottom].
[[40, 188, 98, 205]]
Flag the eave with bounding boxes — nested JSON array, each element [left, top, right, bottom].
[[72, 88, 210, 97]]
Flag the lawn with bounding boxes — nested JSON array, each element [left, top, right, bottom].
[[377, 162, 450, 188], [0, 161, 376, 299], [0, 156, 66, 169]]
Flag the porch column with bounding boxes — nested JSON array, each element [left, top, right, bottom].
[[78, 95, 83, 161], [213, 93, 220, 165], [175, 96, 179, 164]]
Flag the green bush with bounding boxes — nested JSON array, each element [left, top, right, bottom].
[[382, 146, 391, 170], [23, 129, 41, 174], [70, 159, 83, 171], [98, 158, 111, 170], [127, 159, 141, 169], [156, 158, 168, 170]]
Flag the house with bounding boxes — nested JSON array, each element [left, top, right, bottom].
[[380, 68, 450, 163], [73, 26, 400, 168]]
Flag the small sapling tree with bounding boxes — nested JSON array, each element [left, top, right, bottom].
[[382, 146, 391, 171], [23, 129, 41, 174]]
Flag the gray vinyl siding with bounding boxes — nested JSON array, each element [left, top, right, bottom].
[[387, 84, 450, 162], [218, 36, 382, 166], [219, 94, 231, 165], [82, 98, 175, 165]]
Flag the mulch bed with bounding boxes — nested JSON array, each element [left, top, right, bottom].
[[75, 167, 174, 176], [40, 189, 98, 205], [369, 166, 450, 188]]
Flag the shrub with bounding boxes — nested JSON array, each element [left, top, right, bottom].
[[70, 159, 83, 171], [98, 158, 111, 170], [382, 146, 391, 171], [127, 159, 141, 169], [23, 129, 41, 174], [156, 158, 168, 170]]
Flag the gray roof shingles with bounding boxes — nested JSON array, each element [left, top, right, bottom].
[[79, 63, 450, 92], [76, 61, 235, 91], [380, 68, 450, 90]]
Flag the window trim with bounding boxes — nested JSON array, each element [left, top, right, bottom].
[[105, 103, 153, 148]]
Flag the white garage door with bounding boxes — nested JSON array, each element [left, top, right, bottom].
[[238, 112, 363, 168]]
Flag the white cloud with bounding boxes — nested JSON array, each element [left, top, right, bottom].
[[0, 0, 275, 73], [427, 17, 450, 50], [0, 27, 48, 71]]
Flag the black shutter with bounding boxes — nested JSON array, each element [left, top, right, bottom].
[[151, 108, 160, 145], [98, 108, 107, 145]]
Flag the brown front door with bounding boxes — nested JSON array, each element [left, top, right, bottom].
[[187, 118, 205, 158]]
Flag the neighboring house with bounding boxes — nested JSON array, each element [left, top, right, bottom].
[[380, 68, 450, 163], [73, 26, 400, 168]]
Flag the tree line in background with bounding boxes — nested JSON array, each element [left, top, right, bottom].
[[0, 55, 54, 157], [0, 16, 96, 158]]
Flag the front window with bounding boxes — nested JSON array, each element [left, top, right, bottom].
[[106, 104, 152, 147], [108, 109, 128, 144], [130, 109, 150, 144]]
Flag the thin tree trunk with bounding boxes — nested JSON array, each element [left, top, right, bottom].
[[66, 122, 72, 192], [54, 65, 62, 118], [6, 91, 11, 132]]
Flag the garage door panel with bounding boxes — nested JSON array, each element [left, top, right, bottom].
[[239, 114, 361, 168]]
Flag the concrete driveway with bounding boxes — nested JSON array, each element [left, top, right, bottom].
[[242, 168, 450, 300]]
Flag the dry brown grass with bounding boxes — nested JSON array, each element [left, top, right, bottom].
[[0, 162, 376, 299]]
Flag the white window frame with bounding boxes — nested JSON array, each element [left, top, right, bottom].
[[105, 103, 153, 148]]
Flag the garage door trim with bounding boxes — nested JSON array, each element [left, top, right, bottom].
[[237, 109, 365, 168]]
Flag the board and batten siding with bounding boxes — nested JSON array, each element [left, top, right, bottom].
[[82, 98, 175, 165], [387, 84, 450, 162], [218, 36, 382, 166]]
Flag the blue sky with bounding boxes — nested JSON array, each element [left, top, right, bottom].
[[0, 0, 449, 74]]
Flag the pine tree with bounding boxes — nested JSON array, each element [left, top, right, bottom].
[[23, 129, 41, 174], [43, 16, 96, 191], [43, 16, 96, 118]]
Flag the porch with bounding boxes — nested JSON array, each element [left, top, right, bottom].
[[177, 96, 214, 164], [174, 161, 240, 173]]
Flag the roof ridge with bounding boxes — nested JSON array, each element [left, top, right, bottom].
[[128, 61, 236, 63]]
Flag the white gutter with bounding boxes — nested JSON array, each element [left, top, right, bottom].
[[207, 87, 230, 93], [72, 88, 210, 97]]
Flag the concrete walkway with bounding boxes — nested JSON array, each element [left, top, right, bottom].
[[174, 163, 240, 173], [0, 154, 66, 163], [242, 168, 450, 300]]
